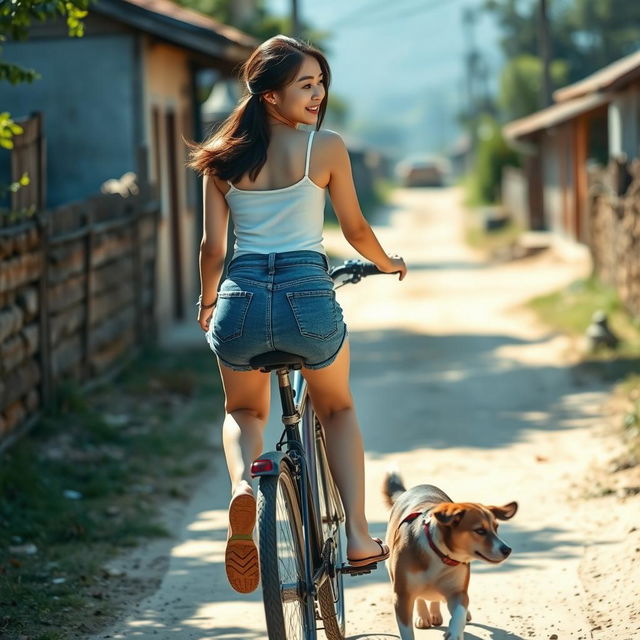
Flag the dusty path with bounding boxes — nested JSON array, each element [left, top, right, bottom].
[[90, 187, 625, 640]]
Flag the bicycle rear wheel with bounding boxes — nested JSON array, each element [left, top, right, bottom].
[[313, 415, 346, 640], [258, 461, 315, 639]]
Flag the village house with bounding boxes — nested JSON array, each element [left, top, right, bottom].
[[503, 50, 640, 318], [503, 49, 640, 244], [1, 0, 256, 333]]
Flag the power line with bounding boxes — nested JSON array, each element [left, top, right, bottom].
[[327, 0, 456, 31], [358, 0, 461, 26]]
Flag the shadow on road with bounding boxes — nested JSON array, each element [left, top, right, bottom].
[[348, 327, 612, 455]]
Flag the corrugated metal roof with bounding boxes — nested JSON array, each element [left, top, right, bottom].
[[503, 92, 610, 141], [554, 49, 640, 103], [94, 0, 257, 61]]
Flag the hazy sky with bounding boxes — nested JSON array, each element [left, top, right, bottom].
[[265, 0, 504, 158]]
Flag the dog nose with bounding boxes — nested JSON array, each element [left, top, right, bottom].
[[501, 545, 511, 557]]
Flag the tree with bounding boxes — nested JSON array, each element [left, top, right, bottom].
[[499, 54, 568, 120], [485, 0, 640, 107]]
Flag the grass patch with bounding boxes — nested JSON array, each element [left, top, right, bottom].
[[0, 344, 222, 639], [527, 276, 640, 357], [527, 276, 640, 469]]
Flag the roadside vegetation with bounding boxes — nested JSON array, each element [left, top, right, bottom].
[[0, 345, 222, 639], [527, 276, 640, 484]]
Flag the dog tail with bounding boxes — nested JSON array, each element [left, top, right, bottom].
[[382, 466, 406, 508]]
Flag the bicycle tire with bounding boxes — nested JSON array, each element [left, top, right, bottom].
[[313, 416, 346, 640], [258, 461, 314, 640]]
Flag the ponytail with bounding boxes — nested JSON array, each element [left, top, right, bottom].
[[185, 35, 330, 182]]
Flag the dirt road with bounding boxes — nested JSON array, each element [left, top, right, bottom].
[[91, 187, 628, 639]]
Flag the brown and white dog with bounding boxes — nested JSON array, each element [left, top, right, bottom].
[[383, 471, 517, 640]]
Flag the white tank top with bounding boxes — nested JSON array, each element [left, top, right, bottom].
[[225, 130, 326, 258]]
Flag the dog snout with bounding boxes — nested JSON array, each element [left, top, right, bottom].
[[500, 544, 512, 557]]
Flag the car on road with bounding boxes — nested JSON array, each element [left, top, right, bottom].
[[396, 155, 449, 187]]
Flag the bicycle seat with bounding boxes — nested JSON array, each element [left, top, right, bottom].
[[250, 351, 306, 372]]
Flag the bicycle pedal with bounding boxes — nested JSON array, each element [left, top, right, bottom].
[[340, 562, 377, 576]]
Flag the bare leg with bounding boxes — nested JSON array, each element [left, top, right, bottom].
[[216, 362, 270, 593], [302, 340, 384, 561], [217, 361, 271, 496]]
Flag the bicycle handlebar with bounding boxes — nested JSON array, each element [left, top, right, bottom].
[[329, 259, 395, 284]]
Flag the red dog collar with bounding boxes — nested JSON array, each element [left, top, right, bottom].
[[400, 511, 464, 567]]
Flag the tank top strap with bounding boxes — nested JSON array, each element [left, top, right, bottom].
[[304, 130, 315, 177]]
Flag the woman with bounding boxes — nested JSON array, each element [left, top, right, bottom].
[[187, 34, 407, 594]]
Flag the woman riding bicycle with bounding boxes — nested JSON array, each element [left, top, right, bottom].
[[187, 34, 407, 594]]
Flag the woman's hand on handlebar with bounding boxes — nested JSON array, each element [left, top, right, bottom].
[[379, 255, 407, 281]]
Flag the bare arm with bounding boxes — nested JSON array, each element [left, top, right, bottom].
[[326, 132, 406, 279], [197, 173, 229, 331]]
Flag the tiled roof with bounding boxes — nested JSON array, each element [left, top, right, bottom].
[[122, 0, 256, 47], [94, 0, 257, 61], [554, 49, 640, 103], [503, 93, 610, 141]]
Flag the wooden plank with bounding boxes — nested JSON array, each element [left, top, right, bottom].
[[38, 211, 52, 407], [83, 204, 95, 379]]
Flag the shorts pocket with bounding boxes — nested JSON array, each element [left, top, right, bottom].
[[286, 290, 338, 340], [213, 291, 253, 342]]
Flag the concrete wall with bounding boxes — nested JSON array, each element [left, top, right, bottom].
[[609, 86, 640, 160], [1, 34, 138, 207], [144, 41, 198, 333]]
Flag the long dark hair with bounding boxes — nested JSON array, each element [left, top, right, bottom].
[[186, 35, 331, 182]]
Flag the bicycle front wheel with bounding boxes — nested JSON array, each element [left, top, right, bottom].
[[258, 461, 314, 640], [313, 415, 346, 640]]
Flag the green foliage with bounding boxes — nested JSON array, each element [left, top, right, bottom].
[[485, 0, 640, 100], [499, 54, 569, 120], [0, 111, 24, 149], [467, 114, 519, 205], [1, 1, 90, 204], [0, 0, 90, 86]]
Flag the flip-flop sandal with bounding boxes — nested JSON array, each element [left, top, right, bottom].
[[346, 537, 390, 568], [225, 492, 259, 593]]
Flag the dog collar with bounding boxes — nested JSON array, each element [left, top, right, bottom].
[[399, 511, 464, 567], [423, 520, 463, 566]]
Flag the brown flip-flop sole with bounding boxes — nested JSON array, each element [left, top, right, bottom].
[[225, 492, 259, 593], [346, 537, 390, 568]]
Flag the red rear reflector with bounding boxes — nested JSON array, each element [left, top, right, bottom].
[[251, 459, 274, 475]]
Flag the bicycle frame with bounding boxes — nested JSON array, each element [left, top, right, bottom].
[[251, 259, 387, 638], [251, 367, 333, 634]]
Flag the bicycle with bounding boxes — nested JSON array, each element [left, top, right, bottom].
[[249, 259, 391, 640]]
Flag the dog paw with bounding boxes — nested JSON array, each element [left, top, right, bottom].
[[414, 615, 431, 629], [466, 609, 472, 622], [430, 613, 443, 626]]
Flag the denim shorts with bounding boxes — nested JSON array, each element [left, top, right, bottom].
[[205, 250, 348, 371]]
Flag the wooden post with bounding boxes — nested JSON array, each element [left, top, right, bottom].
[[83, 205, 94, 379], [134, 145, 148, 345], [37, 211, 52, 407]]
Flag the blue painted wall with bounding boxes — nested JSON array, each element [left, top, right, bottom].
[[1, 34, 138, 208]]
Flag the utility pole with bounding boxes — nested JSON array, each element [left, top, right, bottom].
[[291, 0, 301, 38], [462, 7, 479, 165], [538, 0, 553, 107]]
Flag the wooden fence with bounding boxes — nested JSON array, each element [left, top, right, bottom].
[[8, 112, 46, 216], [588, 160, 640, 317], [0, 188, 160, 450]]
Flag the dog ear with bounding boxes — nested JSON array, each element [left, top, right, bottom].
[[488, 501, 518, 520], [432, 503, 466, 526]]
